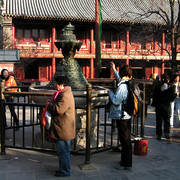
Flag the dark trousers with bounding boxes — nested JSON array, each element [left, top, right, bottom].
[[4, 97, 18, 127], [116, 119, 132, 167], [156, 106, 170, 136]]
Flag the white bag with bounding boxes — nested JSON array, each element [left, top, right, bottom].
[[45, 111, 52, 130]]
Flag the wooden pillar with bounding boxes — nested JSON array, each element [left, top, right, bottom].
[[161, 32, 165, 55], [95, 0, 99, 78], [83, 66, 86, 76], [51, 26, 56, 77], [90, 28, 94, 54], [86, 66, 90, 78], [162, 60, 165, 74], [52, 58, 56, 77], [126, 59, 129, 65], [90, 58, 94, 78], [161, 32, 165, 75], [90, 28, 94, 78], [12, 24, 15, 49], [125, 30, 130, 65]]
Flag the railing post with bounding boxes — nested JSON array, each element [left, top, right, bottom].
[[141, 83, 146, 137], [0, 80, 6, 155], [79, 83, 97, 171], [85, 83, 92, 164], [112, 79, 116, 133]]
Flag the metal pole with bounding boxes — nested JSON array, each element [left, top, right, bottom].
[[141, 83, 146, 137], [0, 80, 6, 154], [85, 84, 92, 164]]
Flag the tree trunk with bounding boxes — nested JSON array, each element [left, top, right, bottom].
[[170, 27, 177, 74]]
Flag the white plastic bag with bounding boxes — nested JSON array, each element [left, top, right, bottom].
[[45, 111, 52, 130]]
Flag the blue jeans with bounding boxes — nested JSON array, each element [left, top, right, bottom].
[[56, 140, 71, 175], [170, 101, 174, 127], [174, 99, 180, 124]]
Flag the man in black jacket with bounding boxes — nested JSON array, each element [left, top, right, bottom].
[[153, 74, 177, 140]]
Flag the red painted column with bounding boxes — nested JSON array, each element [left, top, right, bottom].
[[90, 58, 94, 78], [90, 28, 94, 78], [52, 26, 56, 77], [162, 60, 165, 74], [126, 59, 129, 65], [12, 24, 16, 49], [161, 32, 165, 55], [125, 30, 130, 65], [90, 28, 94, 54], [161, 32, 165, 75], [86, 66, 89, 78], [82, 66, 85, 76], [95, 0, 99, 78]]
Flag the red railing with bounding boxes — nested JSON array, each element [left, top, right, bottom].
[[15, 42, 180, 57]]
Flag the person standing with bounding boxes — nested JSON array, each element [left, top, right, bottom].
[[170, 74, 179, 129], [108, 61, 132, 170], [152, 75, 161, 93], [47, 75, 76, 177], [0, 69, 18, 127], [153, 74, 177, 140]]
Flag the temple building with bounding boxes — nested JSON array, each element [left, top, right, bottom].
[[0, 0, 180, 83]]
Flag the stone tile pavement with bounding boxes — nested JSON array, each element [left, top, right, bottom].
[[0, 106, 180, 180]]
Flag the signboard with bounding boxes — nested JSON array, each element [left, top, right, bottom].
[[0, 50, 20, 75], [0, 50, 20, 63]]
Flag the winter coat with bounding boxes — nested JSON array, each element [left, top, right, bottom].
[[5, 76, 17, 92], [108, 71, 131, 120], [47, 86, 76, 141], [153, 83, 177, 110]]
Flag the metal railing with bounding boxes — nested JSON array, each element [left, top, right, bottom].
[[0, 79, 149, 165]]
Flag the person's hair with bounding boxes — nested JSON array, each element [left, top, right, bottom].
[[119, 65, 132, 78], [161, 74, 169, 84], [54, 75, 69, 86], [1, 69, 9, 79]]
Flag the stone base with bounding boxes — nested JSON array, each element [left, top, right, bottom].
[[79, 163, 97, 171]]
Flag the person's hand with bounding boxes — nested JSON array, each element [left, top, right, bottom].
[[110, 61, 116, 72], [107, 89, 111, 93]]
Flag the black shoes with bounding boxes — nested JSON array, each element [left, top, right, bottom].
[[54, 171, 70, 177], [165, 133, 170, 139], [157, 134, 170, 140], [115, 164, 131, 170], [157, 135, 161, 140]]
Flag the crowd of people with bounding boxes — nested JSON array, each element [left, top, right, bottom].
[[1, 65, 180, 176]]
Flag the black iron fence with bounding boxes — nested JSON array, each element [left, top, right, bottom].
[[0, 79, 152, 164]]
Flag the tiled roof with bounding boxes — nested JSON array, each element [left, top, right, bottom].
[[1, 0, 178, 24]]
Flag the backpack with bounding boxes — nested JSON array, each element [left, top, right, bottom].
[[122, 80, 141, 116]]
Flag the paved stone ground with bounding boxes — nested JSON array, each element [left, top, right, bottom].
[[0, 106, 180, 180]]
